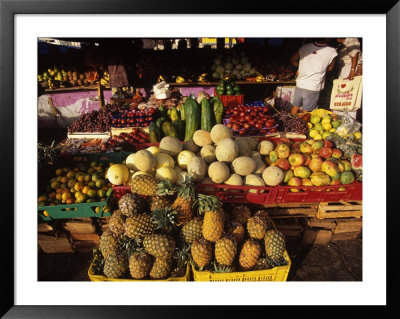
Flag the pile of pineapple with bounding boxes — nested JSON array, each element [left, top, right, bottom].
[[92, 171, 288, 280]]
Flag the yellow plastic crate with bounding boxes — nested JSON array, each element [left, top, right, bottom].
[[88, 263, 191, 282], [191, 251, 291, 282]]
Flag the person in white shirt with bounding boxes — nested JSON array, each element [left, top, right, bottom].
[[289, 38, 338, 115], [336, 37, 361, 80]]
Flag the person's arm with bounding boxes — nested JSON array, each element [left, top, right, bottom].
[[345, 51, 360, 80], [327, 57, 336, 72], [290, 51, 300, 68]]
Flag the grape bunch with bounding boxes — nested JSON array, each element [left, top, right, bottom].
[[68, 104, 126, 133], [273, 111, 308, 134]]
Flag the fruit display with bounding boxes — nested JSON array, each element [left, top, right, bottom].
[[272, 110, 308, 135], [211, 50, 258, 81], [38, 65, 105, 90], [224, 103, 277, 136], [214, 79, 242, 96], [57, 138, 111, 154], [68, 104, 127, 134], [307, 112, 341, 141], [90, 180, 192, 280], [111, 108, 157, 128], [37, 161, 113, 215], [106, 130, 149, 152]]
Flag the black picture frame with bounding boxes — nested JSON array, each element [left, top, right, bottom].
[[1, 0, 399, 317]]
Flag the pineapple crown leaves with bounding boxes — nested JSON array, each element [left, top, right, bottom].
[[173, 242, 191, 269], [212, 261, 233, 273], [151, 208, 178, 233], [176, 174, 196, 200], [156, 179, 176, 196], [117, 235, 144, 257], [194, 194, 222, 215]]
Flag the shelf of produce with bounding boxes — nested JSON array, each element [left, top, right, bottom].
[[111, 126, 149, 136], [67, 132, 110, 139], [168, 81, 296, 86], [44, 85, 110, 93]]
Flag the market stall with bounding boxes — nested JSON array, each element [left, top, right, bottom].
[[37, 37, 362, 282]]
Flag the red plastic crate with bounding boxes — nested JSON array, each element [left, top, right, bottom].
[[274, 182, 362, 203], [214, 89, 244, 107], [196, 183, 277, 204], [112, 185, 131, 200]]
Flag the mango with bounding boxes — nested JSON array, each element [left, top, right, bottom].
[[340, 160, 352, 171], [283, 169, 294, 183], [340, 171, 355, 185], [321, 160, 340, 178], [275, 158, 291, 170], [276, 143, 291, 159], [299, 142, 313, 154], [288, 153, 305, 167], [309, 157, 323, 172], [301, 178, 313, 186], [311, 140, 324, 152], [293, 166, 311, 179], [310, 172, 331, 186], [269, 151, 278, 163], [288, 177, 302, 187], [331, 148, 343, 159], [303, 154, 312, 166]]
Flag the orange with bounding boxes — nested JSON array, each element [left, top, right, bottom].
[[56, 176, 63, 182], [55, 188, 62, 194], [77, 175, 85, 183], [87, 168, 95, 174], [62, 192, 71, 201], [55, 168, 64, 176], [84, 175, 91, 183], [87, 189, 96, 198], [74, 182, 84, 192], [66, 171, 76, 179], [75, 191, 83, 199], [66, 198, 74, 204], [61, 187, 69, 193], [82, 186, 90, 195], [60, 183, 67, 189], [67, 179, 77, 188], [38, 195, 47, 202], [50, 181, 60, 190], [48, 192, 56, 199], [56, 193, 62, 200], [60, 176, 68, 184], [70, 187, 76, 194]]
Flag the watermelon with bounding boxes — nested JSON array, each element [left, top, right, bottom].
[[351, 154, 362, 170]]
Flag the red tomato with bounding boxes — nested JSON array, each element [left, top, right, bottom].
[[244, 115, 252, 121], [239, 111, 246, 117], [266, 119, 276, 127], [255, 123, 262, 129], [227, 123, 233, 128], [243, 123, 250, 129], [238, 130, 246, 135], [232, 123, 240, 131]]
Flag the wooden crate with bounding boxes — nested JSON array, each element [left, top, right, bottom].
[[264, 202, 318, 218], [38, 233, 74, 253], [317, 201, 362, 219], [63, 218, 96, 234], [302, 229, 333, 245]]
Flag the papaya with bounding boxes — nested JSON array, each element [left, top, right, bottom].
[[161, 121, 178, 137], [200, 97, 213, 132], [149, 122, 161, 143], [212, 96, 224, 125], [183, 97, 200, 141], [172, 118, 184, 141]]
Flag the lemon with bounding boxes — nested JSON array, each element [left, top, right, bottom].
[[322, 122, 332, 131], [92, 173, 101, 182], [43, 210, 49, 217], [75, 191, 83, 199], [309, 129, 319, 138], [307, 122, 313, 129], [74, 182, 84, 192], [82, 186, 90, 195], [56, 193, 63, 201], [314, 133, 322, 140], [95, 206, 101, 214], [310, 115, 321, 124], [102, 205, 111, 213], [87, 189, 97, 198], [97, 189, 107, 197]]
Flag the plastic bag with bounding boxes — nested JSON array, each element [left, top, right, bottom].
[[335, 111, 362, 137]]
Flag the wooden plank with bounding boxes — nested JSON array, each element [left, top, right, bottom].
[[63, 221, 96, 234], [305, 218, 337, 230], [331, 231, 361, 241], [38, 233, 74, 253], [70, 233, 100, 241], [334, 219, 362, 234], [279, 229, 302, 238], [314, 230, 333, 245], [317, 201, 362, 219]]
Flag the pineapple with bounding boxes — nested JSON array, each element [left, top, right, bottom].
[[253, 257, 272, 271], [130, 175, 158, 196], [91, 248, 105, 275], [214, 237, 237, 266], [191, 238, 212, 268], [103, 251, 128, 278], [99, 229, 119, 259], [170, 243, 190, 278], [254, 210, 274, 230], [181, 218, 203, 244], [197, 194, 224, 242], [124, 214, 157, 239], [150, 180, 176, 211], [172, 175, 196, 226], [247, 215, 267, 240], [264, 229, 286, 261], [149, 257, 172, 279], [232, 205, 251, 224], [226, 220, 245, 244], [108, 210, 126, 237], [239, 239, 262, 269], [151, 207, 178, 233], [118, 193, 147, 217], [128, 251, 153, 279], [143, 234, 175, 260]]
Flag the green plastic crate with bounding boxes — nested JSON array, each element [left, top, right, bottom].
[[38, 191, 113, 221]]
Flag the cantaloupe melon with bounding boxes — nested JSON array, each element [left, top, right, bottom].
[[133, 150, 156, 172], [174, 166, 189, 183], [200, 145, 216, 164], [125, 153, 138, 171], [250, 151, 262, 161], [243, 137, 258, 150], [257, 140, 274, 155], [182, 139, 200, 153], [177, 150, 196, 170], [244, 174, 266, 193], [208, 162, 230, 183], [193, 130, 213, 147], [253, 159, 266, 176], [146, 146, 160, 155], [155, 167, 178, 184], [210, 124, 233, 144], [159, 136, 182, 157], [155, 152, 175, 170], [262, 166, 284, 186], [235, 137, 252, 156], [215, 138, 239, 163], [231, 156, 257, 176], [187, 157, 207, 181]]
